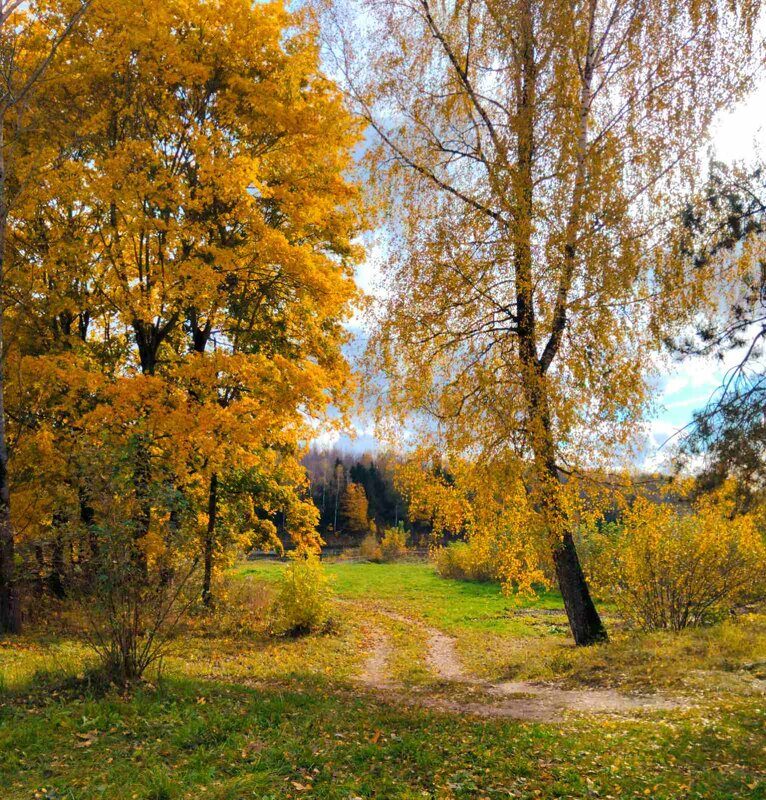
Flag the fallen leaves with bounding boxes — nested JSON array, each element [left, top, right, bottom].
[[74, 731, 98, 748]]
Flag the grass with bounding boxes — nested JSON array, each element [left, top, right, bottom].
[[2, 559, 766, 799], [233, 561, 599, 681], [233, 560, 566, 630], [3, 674, 765, 799]]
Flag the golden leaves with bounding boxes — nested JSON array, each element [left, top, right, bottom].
[[589, 482, 766, 630], [6, 0, 365, 574]]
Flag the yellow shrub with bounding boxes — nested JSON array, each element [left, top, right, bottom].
[[360, 526, 409, 562], [359, 532, 382, 562], [270, 553, 333, 635], [379, 524, 409, 561], [591, 490, 766, 630], [433, 541, 499, 582]]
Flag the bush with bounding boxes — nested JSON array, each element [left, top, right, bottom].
[[79, 508, 198, 684], [270, 552, 332, 635], [359, 532, 382, 562], [591, 492, 766, 630], [359, 525, 410, 563], [433, 540, 498, 582], [379, 524, 409, 561], [83, 556, 198, 684], [200, 575, 274, 636]]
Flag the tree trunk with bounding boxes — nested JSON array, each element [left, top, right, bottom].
[[49, 529, 67, 599], [80, 490, 98, 551], [552, 528, 606, 644], [202, 472, 217, 607], [35, 544, 45, 597], [511, 1, 605, 647], [0, 118, 20, 634], [131, 434, 151, 577], [524, 367, 607, 645]]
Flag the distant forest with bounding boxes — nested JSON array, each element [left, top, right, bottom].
[[302, 448, 430, 545]]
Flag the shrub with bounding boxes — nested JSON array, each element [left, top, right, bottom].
[[270, 552, 332, 635], [590, 491, 766, 630], [359, 525, 410, 562], [359, 532, 382, 562], [78, 497, 198, 684], [379, 524, 409, 561], [433, 540, 498, 582], [203, 575, 274, 636], [83, 549, 198, 684]]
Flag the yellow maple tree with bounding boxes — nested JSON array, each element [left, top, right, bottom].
[[3, 0, 364, 648]]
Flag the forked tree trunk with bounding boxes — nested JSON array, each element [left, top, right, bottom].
[[512, 0, 605, 647]]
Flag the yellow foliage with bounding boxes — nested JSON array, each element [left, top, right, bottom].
[[396, 449, 550, 596], [433, 541, 498, 583], [359, 532, 382, 562], [354, 0, 761, 642], [4, 0, 364, 599], [379, 525, 409, 561], [271, 553, 333, 636], [590, 486, 766, 630], [339, 483, 369, 536]]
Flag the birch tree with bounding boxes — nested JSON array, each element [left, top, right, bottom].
[[329, 0, 763, 643]]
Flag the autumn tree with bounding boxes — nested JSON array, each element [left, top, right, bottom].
[[340, 481, 369, 536], [4, 0, 363, 641], [0, 0, 91, 633], [329, 0, 763, 643], [304, 448, 408, 533]]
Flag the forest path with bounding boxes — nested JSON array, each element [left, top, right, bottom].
[[350, 603, 679, 723]]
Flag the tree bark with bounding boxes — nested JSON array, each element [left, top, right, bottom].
[[202, 472, 217, 607], [552, 528, 606, 644], [0, 118, 20, 634], [523, 366, 607, 645], [513, 0, 605, 646], [48, 526, 67, 599]]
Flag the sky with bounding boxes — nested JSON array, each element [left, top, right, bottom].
[[322, 76, 766, 467], [643, 79, 766, 469]]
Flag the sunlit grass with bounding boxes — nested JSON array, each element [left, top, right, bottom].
[[2, 560, 766, 799]]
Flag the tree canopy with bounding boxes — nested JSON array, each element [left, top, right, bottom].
[[327, 0, 763, 643]]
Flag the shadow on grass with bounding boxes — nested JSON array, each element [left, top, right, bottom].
[[2, 666, 766, 800]]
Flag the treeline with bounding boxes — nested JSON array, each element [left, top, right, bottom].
[[303, 448, 416, 542]]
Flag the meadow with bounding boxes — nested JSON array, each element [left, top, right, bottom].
[[2, 2, 766, 798], [2, 560, 765, 800]]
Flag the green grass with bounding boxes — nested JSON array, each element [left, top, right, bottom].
[[234, 560, 565, 633], [232, 561, 587, 680], [2, 674, 765, 799], [2, 560, 766, 799]]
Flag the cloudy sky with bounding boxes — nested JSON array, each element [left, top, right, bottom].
[[324, 77, 766, 467], [643, 80, 766, 468]]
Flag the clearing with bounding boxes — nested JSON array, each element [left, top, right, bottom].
[[2, 560, 766, 799]]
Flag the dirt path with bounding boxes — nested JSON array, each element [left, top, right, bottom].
[[359, 627, 393, 688], [352, 604, 679, 722], [377, 610, 471, 683]]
